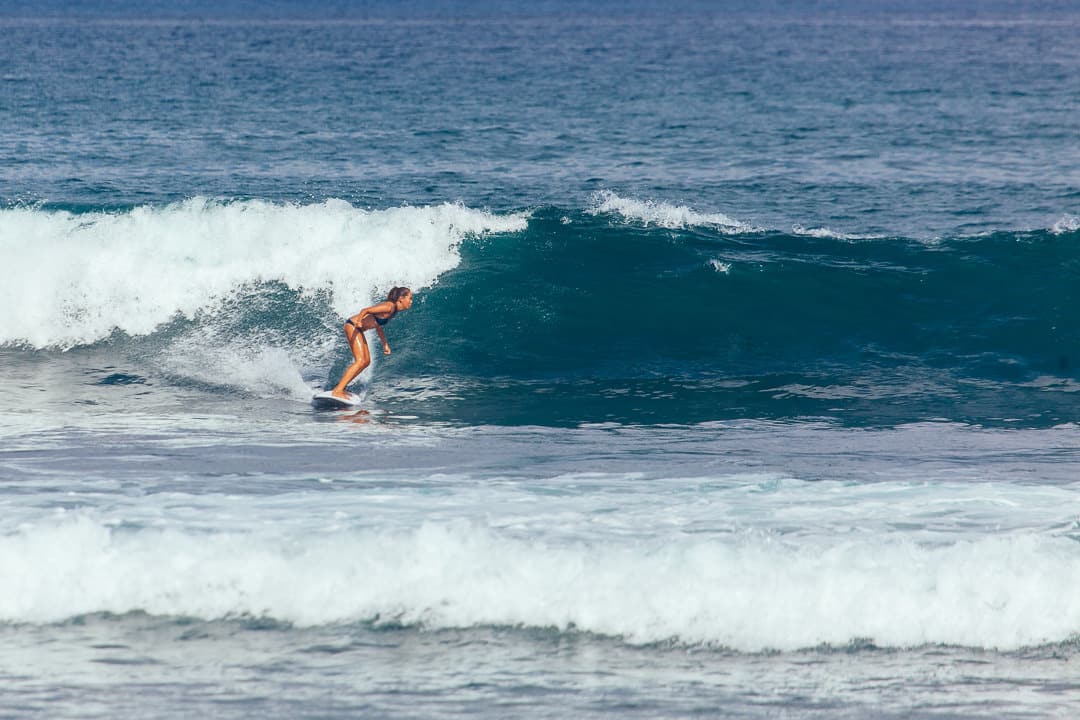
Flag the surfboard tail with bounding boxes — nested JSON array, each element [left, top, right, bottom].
[[311, 391, 363, 409]]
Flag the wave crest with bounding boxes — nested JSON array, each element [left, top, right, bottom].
[[0, 199, 528, 349], [791, 224, 883, 241], [1052, 214, 1080, 235], [588, 191, 756, 232]]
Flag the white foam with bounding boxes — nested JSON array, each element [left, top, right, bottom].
[[0, 199, 528, 349], [1051, 214, 1080, 235], [708, 259, 732, 274], [791, 224, 882, 241], [589, 191, 756, 232], [161, 340, 315, 399], [3, 516, 1079, 651]]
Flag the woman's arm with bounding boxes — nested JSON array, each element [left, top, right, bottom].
[[376, 325, 390, 354], [358, 300, 396, 323]]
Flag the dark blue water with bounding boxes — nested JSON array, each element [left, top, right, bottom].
[[3, 0, 1079, 237], [3, 2, 1080, 718]]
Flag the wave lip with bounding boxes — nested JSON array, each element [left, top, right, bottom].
[[0, 198, 528, 350], [588, 191, 757, 232], [3, 517, 1079, 652]]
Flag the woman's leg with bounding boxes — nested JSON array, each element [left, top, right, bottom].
[[332, 323, 371, 397]]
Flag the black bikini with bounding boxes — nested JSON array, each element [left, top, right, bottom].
[[347, 305, 396, 330], [375, 307, 397, 326]]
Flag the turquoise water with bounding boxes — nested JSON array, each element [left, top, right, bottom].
[[3, 1, 1080, 718]]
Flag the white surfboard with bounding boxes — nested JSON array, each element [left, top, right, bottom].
[[311, 390, 363, 409]]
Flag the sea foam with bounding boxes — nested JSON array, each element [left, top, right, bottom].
[[791, 224, 883, 241], [1051, 214, 1080, 235], [2, 516, 1078, 651], [0, 199, 528, 349], [589, 191, 756, 232]]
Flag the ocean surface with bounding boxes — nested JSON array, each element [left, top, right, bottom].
[[3, 0, 1080, 717]]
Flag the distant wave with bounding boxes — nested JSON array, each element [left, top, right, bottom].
[[2, 516, 1079, 651], [589, 192, 1076, 239], [588, 191, 757, 232], [0, 199, 528, 349]]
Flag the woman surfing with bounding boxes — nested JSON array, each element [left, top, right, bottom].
[[323, 286, 413, 403]]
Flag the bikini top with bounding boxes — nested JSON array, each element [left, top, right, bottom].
[[374, 305, 397, 326]]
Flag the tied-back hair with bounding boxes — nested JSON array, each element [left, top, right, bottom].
[[387, 286, 411, 303]]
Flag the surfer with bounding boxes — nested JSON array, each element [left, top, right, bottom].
[[330, 287, 413, 399]]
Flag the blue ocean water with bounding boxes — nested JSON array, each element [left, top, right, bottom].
[[3, 1, 1080, 717]]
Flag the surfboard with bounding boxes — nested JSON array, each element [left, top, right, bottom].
[[311, 390, 363, 409]]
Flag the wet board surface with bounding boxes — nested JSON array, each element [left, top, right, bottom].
[[311, 391, 363, 409]]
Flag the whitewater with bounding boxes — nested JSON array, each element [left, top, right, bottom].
[[5, 484, 1080, 651], [0, 199, 527, 349]]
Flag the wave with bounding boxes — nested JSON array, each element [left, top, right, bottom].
[[0, 198, 527, 350], [5, 195, 1080, 423], [2, 516, 1078, 651], [407, 207, 1080, 377]]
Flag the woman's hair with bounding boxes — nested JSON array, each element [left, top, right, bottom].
[[387, 286, 411, 302]]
